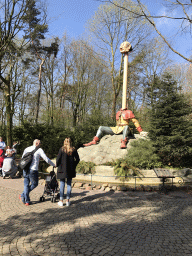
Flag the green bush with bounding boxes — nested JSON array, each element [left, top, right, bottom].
[[149, 73, 192, 167], [102, 139, 162, 179], [113, 158, 143, 182], [12, 122, 82, 159], [126, 139, 162, 169], [76, 161, 96, 175]]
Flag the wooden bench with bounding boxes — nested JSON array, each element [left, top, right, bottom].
[[154, 168, 175, 193]]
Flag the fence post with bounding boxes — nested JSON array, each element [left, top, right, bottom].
[[91, 174, 93, 190]]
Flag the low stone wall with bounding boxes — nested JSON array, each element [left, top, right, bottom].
[[70, 181, 192, 193], [73, 166, 192, 186], [47, 158, 192, 188]]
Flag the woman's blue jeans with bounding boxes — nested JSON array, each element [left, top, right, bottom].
[[21, 169, 38, 204], [59, 178, 72, 200]]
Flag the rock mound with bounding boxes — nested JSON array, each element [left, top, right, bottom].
[[78, 134, 143, 165]]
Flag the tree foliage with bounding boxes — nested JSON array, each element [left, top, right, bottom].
[[126, 139, 162, 169], [149, 73, 192, 167], [76, 161, 96, 175], [113, 158, 143, 181], [0, 0, 48, 146]]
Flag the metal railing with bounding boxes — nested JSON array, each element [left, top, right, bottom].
[[75, 173, 185, 190]]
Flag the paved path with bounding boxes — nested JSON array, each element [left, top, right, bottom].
[[0, 177, 192, 256]]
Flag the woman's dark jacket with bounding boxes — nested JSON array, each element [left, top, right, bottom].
[[56, 148, 80, 180]]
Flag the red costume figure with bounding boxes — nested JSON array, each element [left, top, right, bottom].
[[83, 108, 143, 149]]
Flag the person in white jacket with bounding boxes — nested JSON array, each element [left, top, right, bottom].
[[19, 139, 56, 206], [2, 150, 17, 178]]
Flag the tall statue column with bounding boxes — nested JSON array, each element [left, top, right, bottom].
[[120, 41, 132, 109]]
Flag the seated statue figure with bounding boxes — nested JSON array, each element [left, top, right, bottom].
[[84, 108, 146, 149]]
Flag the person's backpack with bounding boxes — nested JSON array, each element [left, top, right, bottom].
[[19, 146, 40, 171]]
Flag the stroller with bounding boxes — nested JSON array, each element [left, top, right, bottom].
[[40, 169, 59, 203]]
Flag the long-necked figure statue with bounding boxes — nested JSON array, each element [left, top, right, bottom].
[[84, 41, 146, 149]]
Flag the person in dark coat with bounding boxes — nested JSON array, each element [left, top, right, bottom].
[[56, 137, 80, 207]]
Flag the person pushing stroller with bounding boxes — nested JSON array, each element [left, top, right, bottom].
[[19, 139, 56, 206]]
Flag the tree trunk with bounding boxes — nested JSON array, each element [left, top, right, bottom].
[[50, 64, 54, 126], [36, 58, 45, 124], [3, 75, 12, 147], [51, 95, 54, 126], [73, 107, 77, 127], [112, 92, 117, 120]]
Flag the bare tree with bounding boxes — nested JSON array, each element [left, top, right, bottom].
[[31, 37, 59, 124], [0, 0, 48, 145], [138, 38, 172, 107], [57, 38, 107, 127], [166, 62, 192, 104], [87, 0, 152, 119], [67, 40, 101, 126], [42, 50, 60, 125], [103, 0, 192, 63], [57, 34, 73, 126]]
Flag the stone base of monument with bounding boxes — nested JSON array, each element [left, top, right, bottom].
[[47, 163, 192, 188], [73, 166, 188, 186], [47, 132, 192, 187]]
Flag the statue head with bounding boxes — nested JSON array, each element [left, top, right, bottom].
[[120, 41, 132, 53]]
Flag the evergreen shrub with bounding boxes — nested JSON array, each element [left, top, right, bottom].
[[149, 73, 192, 167], [126, 139, 162, 169], [113, 158, 143, 181], [76, 161, 96, 175]]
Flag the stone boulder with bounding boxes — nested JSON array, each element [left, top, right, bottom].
[[77, 134, 144, 165]]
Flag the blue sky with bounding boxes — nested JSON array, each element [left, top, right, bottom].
[[46, 0, 191, 65], [46, 0, 100, 38]]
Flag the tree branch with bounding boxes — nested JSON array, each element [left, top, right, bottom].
[[136, 0, 192, 63], [104, 0, 192, 63]]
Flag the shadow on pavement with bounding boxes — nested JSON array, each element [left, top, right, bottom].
[[0, 185, 192, 255]]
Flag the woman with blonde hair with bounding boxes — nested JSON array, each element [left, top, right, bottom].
[[56, 137, 80, 206]]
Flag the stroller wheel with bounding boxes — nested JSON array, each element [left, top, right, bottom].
[[51, 197, 53, 203], [40, 196, 45, 202], [53, 197, 56, 203]]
